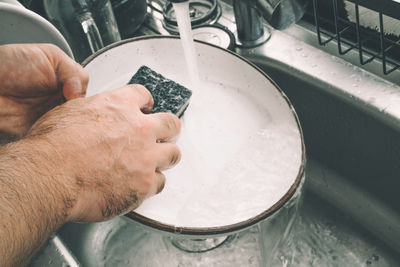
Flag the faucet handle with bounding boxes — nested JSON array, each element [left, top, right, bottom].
[[257, 0, 309, 30], [233, 0, 308, 47], [233, 0, 271, 48]]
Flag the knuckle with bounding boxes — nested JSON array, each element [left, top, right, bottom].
[[128, 84, 152, 99], [130, 83, 148, 93], [133, 116, 154, 136], [169, 146, 181, 166], [165, 114, 181, 132], [106, 89, 125, 102], [141, 152, 156, 169], [130, 84, 154, 103]]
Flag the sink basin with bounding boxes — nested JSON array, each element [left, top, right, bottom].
[[30, 1, 400, 266]]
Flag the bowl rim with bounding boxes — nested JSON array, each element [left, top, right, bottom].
[[81, 35, 306, 236]]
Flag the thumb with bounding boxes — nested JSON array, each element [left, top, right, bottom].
[[60, 62, 89, 100], [38, 44, 89, 100], [62, 75, 86, 100]]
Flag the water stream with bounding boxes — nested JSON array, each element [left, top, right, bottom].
[[141, 0, 301, 260], [67, 5, 400, 265], [172, 1, 200, 90]]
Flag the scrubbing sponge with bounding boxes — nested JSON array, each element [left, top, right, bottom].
[[128, 66, 192, 118]]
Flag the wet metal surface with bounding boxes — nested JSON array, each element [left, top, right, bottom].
[[33, 0, 400, 265]]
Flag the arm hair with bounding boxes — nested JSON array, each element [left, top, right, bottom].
[[0, 137, 71, 266]]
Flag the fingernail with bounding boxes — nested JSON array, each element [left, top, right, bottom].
[[64, 76, 84, 99]]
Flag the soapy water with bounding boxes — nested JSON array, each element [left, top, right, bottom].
[[135, 1, 302, 228], [115, 4, 399, 264], [135, 80, 302, 228]]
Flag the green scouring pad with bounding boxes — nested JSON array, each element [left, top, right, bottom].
[[128, 66, 192, 118]]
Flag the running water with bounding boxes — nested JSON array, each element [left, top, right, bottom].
[[135, 79, 302, 228], [172, 1, 200, 90], [136, 0, 302, 229]]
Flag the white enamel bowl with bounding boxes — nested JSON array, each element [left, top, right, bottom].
[[82, 36, 305, 237]]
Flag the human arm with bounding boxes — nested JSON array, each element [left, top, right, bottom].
[[0, 84, 181, 266]]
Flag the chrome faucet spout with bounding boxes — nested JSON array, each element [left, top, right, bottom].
[[233, 0, 308, 47]]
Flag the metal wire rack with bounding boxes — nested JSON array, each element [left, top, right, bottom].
[[312, 0, 400, 75]]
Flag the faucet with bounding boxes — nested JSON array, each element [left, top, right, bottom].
[[232, 0, 309, 48]]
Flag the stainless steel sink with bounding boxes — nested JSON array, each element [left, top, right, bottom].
[[31, 1, 400, 266]]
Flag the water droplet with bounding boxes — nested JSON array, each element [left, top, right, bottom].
[[352, 84, 359, 87], [248, 256, 255, 264], [301, 53, 308, 58], [296, 47, 303, 51]]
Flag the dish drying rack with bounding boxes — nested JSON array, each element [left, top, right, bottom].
[[312, 0, 400, 75]]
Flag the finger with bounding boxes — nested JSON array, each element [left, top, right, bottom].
[[155, 143, 181, 171], [38, 44, 89, 99], [62, 73, 88, 100], [154, 171, 166, 195], [109, 84, 154, 114], [61, 63, 89, 99], [149, 113, 181, 141]]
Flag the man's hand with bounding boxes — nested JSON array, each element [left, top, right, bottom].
[[0, 84, 181, 266], [0, 43, 88, 137], [28, 84, 182, 222]]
